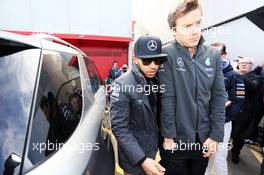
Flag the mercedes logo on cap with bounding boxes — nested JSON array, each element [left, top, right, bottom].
[[147, 40, 158, 51]]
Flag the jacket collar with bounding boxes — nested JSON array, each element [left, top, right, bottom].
[[131, 64, 156, 119], [131, 64, 146, 84]]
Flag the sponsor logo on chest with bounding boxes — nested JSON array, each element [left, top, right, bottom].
[[176, 57, 187, 71]]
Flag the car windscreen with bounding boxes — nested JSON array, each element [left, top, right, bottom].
[[0, 48, 41, 174]]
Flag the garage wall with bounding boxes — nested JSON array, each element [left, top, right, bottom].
[[79, 44, 129, 80]]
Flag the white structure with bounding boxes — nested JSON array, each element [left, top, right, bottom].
[[0, 0, 132, 38], [202, 0, 264, 65], [132, 0, 180, 43]]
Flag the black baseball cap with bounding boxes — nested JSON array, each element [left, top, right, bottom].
[[134, 35, 167, 62]]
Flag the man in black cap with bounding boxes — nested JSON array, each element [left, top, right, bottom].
[[111, 35, 167, 175]]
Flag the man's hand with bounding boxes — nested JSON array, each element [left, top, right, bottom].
[[163, 138, 177, 150], [141, 158, 165, 175], [203, 138, 218, 158]]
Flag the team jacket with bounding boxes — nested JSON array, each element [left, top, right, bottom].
[[158, 38, 226, 143], [111, 64, 159, 174]]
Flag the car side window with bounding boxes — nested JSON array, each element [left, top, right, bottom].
[[23, 50, 83, 172], [84, 58, 102, 94], [0, 48, 40, 175]]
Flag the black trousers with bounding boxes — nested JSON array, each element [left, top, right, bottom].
[[159, 136, 208, 175], [231, 138, 244, 156]]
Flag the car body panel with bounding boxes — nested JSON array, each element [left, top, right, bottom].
[[0, 31, 115, 175]]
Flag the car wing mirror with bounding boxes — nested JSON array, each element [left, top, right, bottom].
[[3, 153, 22, 175]]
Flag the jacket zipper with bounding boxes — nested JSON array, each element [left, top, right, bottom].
[[192, 57, 199, 134]]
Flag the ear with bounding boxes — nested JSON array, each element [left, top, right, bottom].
[[172, 27, 177, 37], [134, 57, 139, 64]]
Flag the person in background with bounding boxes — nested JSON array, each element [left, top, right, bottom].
[[108, 61, 119, 80], [256, 62, 264, 175], [116, 64, 128, 78], [205, 43, 242, 175], [230, 56, 244, 72], [231, 57, 264, 164], [259, 90, 264, 175]]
